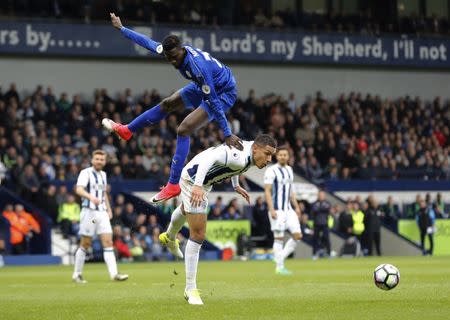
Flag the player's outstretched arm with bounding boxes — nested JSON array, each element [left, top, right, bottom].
[[110, 12, 162, 54]]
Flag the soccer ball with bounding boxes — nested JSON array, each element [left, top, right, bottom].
[[373, 264, 400, 290]]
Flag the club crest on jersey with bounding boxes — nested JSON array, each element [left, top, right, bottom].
[[202, 85, 211, 94], [232, 152, 239, 160]]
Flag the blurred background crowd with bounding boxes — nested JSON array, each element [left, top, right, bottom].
[[0, 0, 448, 36], [1, 83, 448, 195]]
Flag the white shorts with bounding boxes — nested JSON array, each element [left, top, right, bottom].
[[79, 208, 112, 237], [268, 210, 301, 237], [180, 179, 212, 214]]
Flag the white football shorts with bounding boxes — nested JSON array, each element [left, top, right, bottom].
[[79, 208, 112, 237], [180, 178, 212, 214], [268, 209, 301, 237]]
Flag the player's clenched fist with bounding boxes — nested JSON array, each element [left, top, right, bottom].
[[110, 12, 123, 30]]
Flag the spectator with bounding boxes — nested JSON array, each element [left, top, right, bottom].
[[111, 207, 124, 227], [55, 185, 68, 206], [2, 204, 41, 255], [121, 203, 137, 229], [251, 197, 270, 238], [299, 213, 313, 243], [129, 233, 144, 261], [112, 225, 131, 261], [351, 201, 365, 245], [209, 206, 224, 220], [381, 196, 401, 231], [416, 199, 435, 255], [137, 225, 152, 256], [310, 191, 331, 258], [147, 214, 163, 234], [160, 198, 179, 216], [18, 164, 40, 201], [57, 194, 81, 238], [338, 201, 354, 238], [222, 205, 241, 220], [433, 193, 447, 218], [36, 184, 59, 223], [211, 196, 225, 212], [151, 227, 163, 261], [363, 196, 382, 256]]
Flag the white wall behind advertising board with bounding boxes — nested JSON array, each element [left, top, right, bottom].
[[2, 56, 449, 101]]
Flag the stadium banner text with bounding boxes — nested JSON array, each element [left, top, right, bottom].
[[398, 220, 450, 255], [206, 220, 250, 250], [0, 22, 449, 68]]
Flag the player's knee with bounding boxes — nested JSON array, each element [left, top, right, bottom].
[[293, 233, 302, 241], [177, 122, 193, 136], [160, 95, 183, 113], [80, 238, 91, 249], [190, 229, 205, 242], [160, 97, 176, 113], [102, 239, 113, 248]]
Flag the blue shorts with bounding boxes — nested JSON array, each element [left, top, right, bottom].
[[180, 82, 237, 122]]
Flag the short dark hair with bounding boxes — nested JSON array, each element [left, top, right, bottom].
[[254, 134, 277, 149], [162, 35, 181, 52], [276, 145, 289, 153]]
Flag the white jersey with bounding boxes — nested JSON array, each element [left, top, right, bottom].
[[264, 163, 294, 211], [181, 141, 254, 187], [76, 167, 108, 211]]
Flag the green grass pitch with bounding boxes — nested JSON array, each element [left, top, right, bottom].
[[1, 256, 449, 320]]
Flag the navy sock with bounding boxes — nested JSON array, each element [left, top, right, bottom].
[[128, 104, 167, 132], [168, 136, 190, 184]]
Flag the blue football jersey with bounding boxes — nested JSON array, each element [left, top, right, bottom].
[[121, 27, 236, 136]]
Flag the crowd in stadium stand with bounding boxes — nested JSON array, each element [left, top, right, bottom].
[[1, 204, 41, 254], [0, 83, 448, 257], [1, 0, 448, 36], [0, 83, 448, 191]]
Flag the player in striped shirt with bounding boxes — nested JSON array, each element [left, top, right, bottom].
[[72, 150, 128, 283], [159, 134, 277, 304], [264, 146, 302, 275]]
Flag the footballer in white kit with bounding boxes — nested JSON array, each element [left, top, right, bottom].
[[159, 134, 277, 305], [72, 150, 128, 283], [264, 146, 302, 275]]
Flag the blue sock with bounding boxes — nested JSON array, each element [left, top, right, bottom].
[[127, 104, 167, 132], [168, 136, 190, 185]]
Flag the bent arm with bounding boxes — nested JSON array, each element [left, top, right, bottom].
[[75, 185, 94, 202]]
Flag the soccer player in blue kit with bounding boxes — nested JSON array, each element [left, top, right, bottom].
[[103, 13, 243, 203]]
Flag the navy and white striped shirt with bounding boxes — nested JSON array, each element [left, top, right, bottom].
[[264, 163, 294, 211], [76, 167, 107, 211], [181, 141, 254, 188]]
